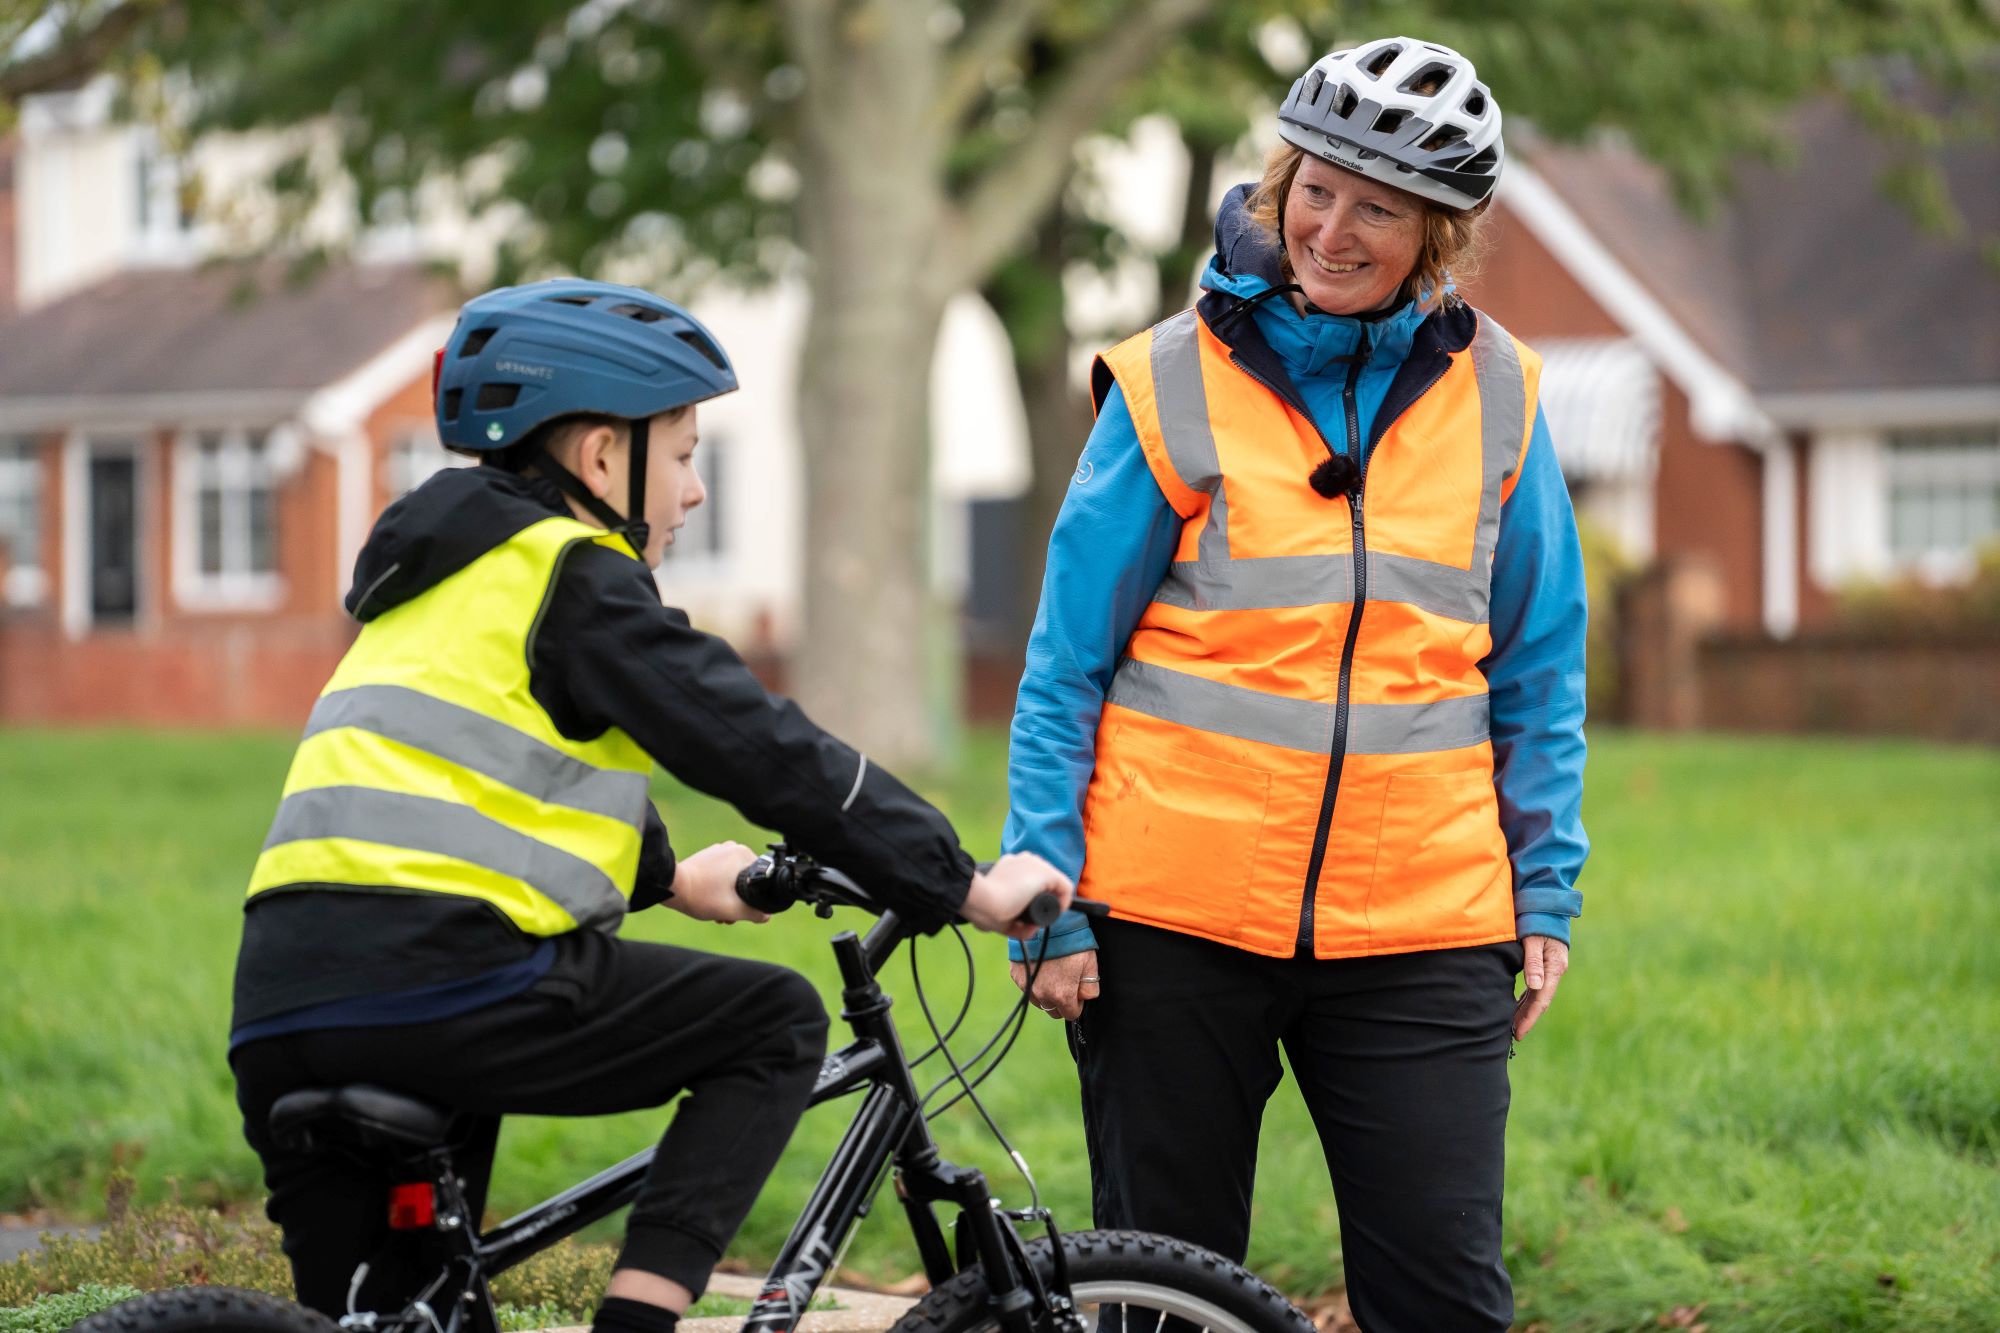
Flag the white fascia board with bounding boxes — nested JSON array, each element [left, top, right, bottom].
[[1498, 161, 1780, 447], [1759, 386, 2000, 431], [0, 391, 306, 433], [299, 313, 459, 444]]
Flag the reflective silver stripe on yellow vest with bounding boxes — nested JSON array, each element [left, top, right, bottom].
[[249, 516, 653, 936], [263, 785, 629, 929], [301, 684, 650, 824], [1141, 309, 1524, 626]]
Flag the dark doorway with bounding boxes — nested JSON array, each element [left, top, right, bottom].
[[88, 452, 139, 625]]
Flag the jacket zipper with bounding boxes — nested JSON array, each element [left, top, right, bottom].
[[1292, 348, 1451, 956]]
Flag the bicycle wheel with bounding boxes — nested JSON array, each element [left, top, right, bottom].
[[70, 1287, 337, 1333], [889, 1230, 1312, 1333]]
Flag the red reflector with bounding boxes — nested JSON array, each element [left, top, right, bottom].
[[431, 347, 445, 407], [388, 1182, 436, 1230]]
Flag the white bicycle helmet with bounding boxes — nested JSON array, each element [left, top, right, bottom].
[[1276, 37, 1504, 211]]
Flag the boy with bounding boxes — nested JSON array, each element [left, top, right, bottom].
[[228, 280, 1070, 1333]]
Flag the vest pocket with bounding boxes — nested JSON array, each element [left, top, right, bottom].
[[1366, 770, 1512, 944], [1083, 727, 1271, 940]]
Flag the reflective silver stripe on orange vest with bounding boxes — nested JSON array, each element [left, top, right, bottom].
[[262, 784, 628, 929], [304, 684, 651, 827], [1107, 658, 1490, 756], [1469, 314, 1527, 573], [1150, 310, 1229, 565], [1143, 311, 1531, 625], [1154, 551, 1490, 623]]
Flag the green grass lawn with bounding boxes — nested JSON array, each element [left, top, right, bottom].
[[1, 727, 1995, 1331]]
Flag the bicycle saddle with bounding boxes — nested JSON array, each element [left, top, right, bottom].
[[269, 1085, 462, 1156]]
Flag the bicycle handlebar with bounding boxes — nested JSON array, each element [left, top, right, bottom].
[[734, 847, 1108, 930]]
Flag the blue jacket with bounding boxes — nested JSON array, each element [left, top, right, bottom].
[[1006, 186, 1589, 962]]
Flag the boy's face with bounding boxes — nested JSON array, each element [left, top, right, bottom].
[[569, 408, 705, 568]]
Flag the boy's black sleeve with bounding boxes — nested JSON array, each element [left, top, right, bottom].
[[529, 544, 974, 933], [631, 804, 678, 912]]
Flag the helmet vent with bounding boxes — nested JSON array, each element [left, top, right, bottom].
[[441, 388, 463, 422], [1374, 109, 1408, 135], [543, 294, 593, 306], [1401, 63, 1452, 96], [607, 302, 669, 324], [1302, 67, 1326, 105], [1334, 85, 1359, 118], [677, 329, 728, 370], [459, 327, 497, 357], [1464, 91, 1487, 116], [1419, 126, 1467, 154], [475, 383, 522, 410], [1363, 45, 1401, 77], [1463, 146, 1498, 173]]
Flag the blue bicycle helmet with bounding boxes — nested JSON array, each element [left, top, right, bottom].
[[435, 278, 737, 453], [432, 278, 737, 554]]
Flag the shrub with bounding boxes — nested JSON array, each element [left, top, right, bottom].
[[0, 1284, 142, 1333]]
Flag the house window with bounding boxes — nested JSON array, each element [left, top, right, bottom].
[[0, 438, 46, 606], [388, 430, 471, 497], [178, 428, 280, 606], [660, 435, 726, 565], [1885, 426, 2000, 574]]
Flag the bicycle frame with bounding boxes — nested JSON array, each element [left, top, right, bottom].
[[374, 908, 1070, 1333]]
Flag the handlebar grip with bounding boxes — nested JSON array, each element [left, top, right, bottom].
[[1022, 891, 1064, 928], [734, 855, 792, 914]]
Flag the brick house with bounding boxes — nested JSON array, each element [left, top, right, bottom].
[[0, 259, 459, 724], [1463, 103, 1998, 640]]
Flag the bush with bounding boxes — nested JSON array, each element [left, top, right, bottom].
[[0, 1284, 142, 1333], [1836, 539, 2000, 633], [0, 1174, 748, 1331]]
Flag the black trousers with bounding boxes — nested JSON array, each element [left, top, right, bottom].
[[1070, 917, 1519, 1333], [230, 930, 829, 1318]]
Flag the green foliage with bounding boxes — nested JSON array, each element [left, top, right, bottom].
[[2, 729, 1997, 1329], [0, 1175, 288, 1306], [0, 1284, 142, 1333], [1575, 513, 1636, 722], [1836, 538, 2000, 633]]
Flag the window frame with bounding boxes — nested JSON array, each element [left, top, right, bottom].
[[172, 426, 286, 612], [1883, 424, 2000, 581], [0, 436, 48, 608]]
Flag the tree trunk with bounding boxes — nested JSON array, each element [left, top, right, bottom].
[[993, 204, 1093, 651], [785, 0, 952, 768]]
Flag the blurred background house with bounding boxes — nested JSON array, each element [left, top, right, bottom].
[[0, 62, 1993, 739]]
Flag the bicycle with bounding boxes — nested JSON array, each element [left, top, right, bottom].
[[78, 849, 1312, 1333]]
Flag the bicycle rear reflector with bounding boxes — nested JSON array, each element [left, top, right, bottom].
[[388, 1182, 437, 1230]]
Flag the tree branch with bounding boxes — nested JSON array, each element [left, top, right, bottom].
[[935, 0, 1214, 297], [0, 0, 172, 104], [933, 0, 1056, 129]]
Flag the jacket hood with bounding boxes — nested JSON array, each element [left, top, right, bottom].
[[345, 465, 573, 622], [1200, 183, 1428, 379]]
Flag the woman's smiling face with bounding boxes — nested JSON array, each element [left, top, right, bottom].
[[1282, 154, 1426, 315]]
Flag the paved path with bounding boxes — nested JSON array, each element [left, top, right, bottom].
[[542, 1273, 921, 1333], [0, 1219, 98, 1265]]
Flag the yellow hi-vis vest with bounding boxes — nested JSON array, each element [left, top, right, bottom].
[[247, 516, 655, 935], [1080, 305, 1541, 959]]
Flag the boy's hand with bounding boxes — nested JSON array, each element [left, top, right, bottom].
[[961, 852, 1074, 940], [667, 841, 769, 924]]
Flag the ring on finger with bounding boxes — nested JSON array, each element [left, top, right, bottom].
[[1080, 975, 1100, 983]]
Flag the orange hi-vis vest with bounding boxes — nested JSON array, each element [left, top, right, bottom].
[[1079, 304, 1542, 959]]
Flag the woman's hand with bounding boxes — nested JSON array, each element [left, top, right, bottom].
[[961, 852, 1074, 939], [1009, 949, 1100, 1021], [666, 841, 769, 924], [1512, 935, 1569, 1040]]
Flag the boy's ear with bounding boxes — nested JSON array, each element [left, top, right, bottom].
[[574, 424, 626, 500]]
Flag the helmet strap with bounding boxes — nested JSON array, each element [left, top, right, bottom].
[[532, 417, 651, 559]]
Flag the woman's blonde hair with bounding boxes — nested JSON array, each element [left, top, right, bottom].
[[1242, 142, 1487, 313]]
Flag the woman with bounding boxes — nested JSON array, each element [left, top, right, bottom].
[[1004, 37, 1588, 1333]]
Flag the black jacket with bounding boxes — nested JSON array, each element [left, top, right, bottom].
[[233, 466, 975, 1027]]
